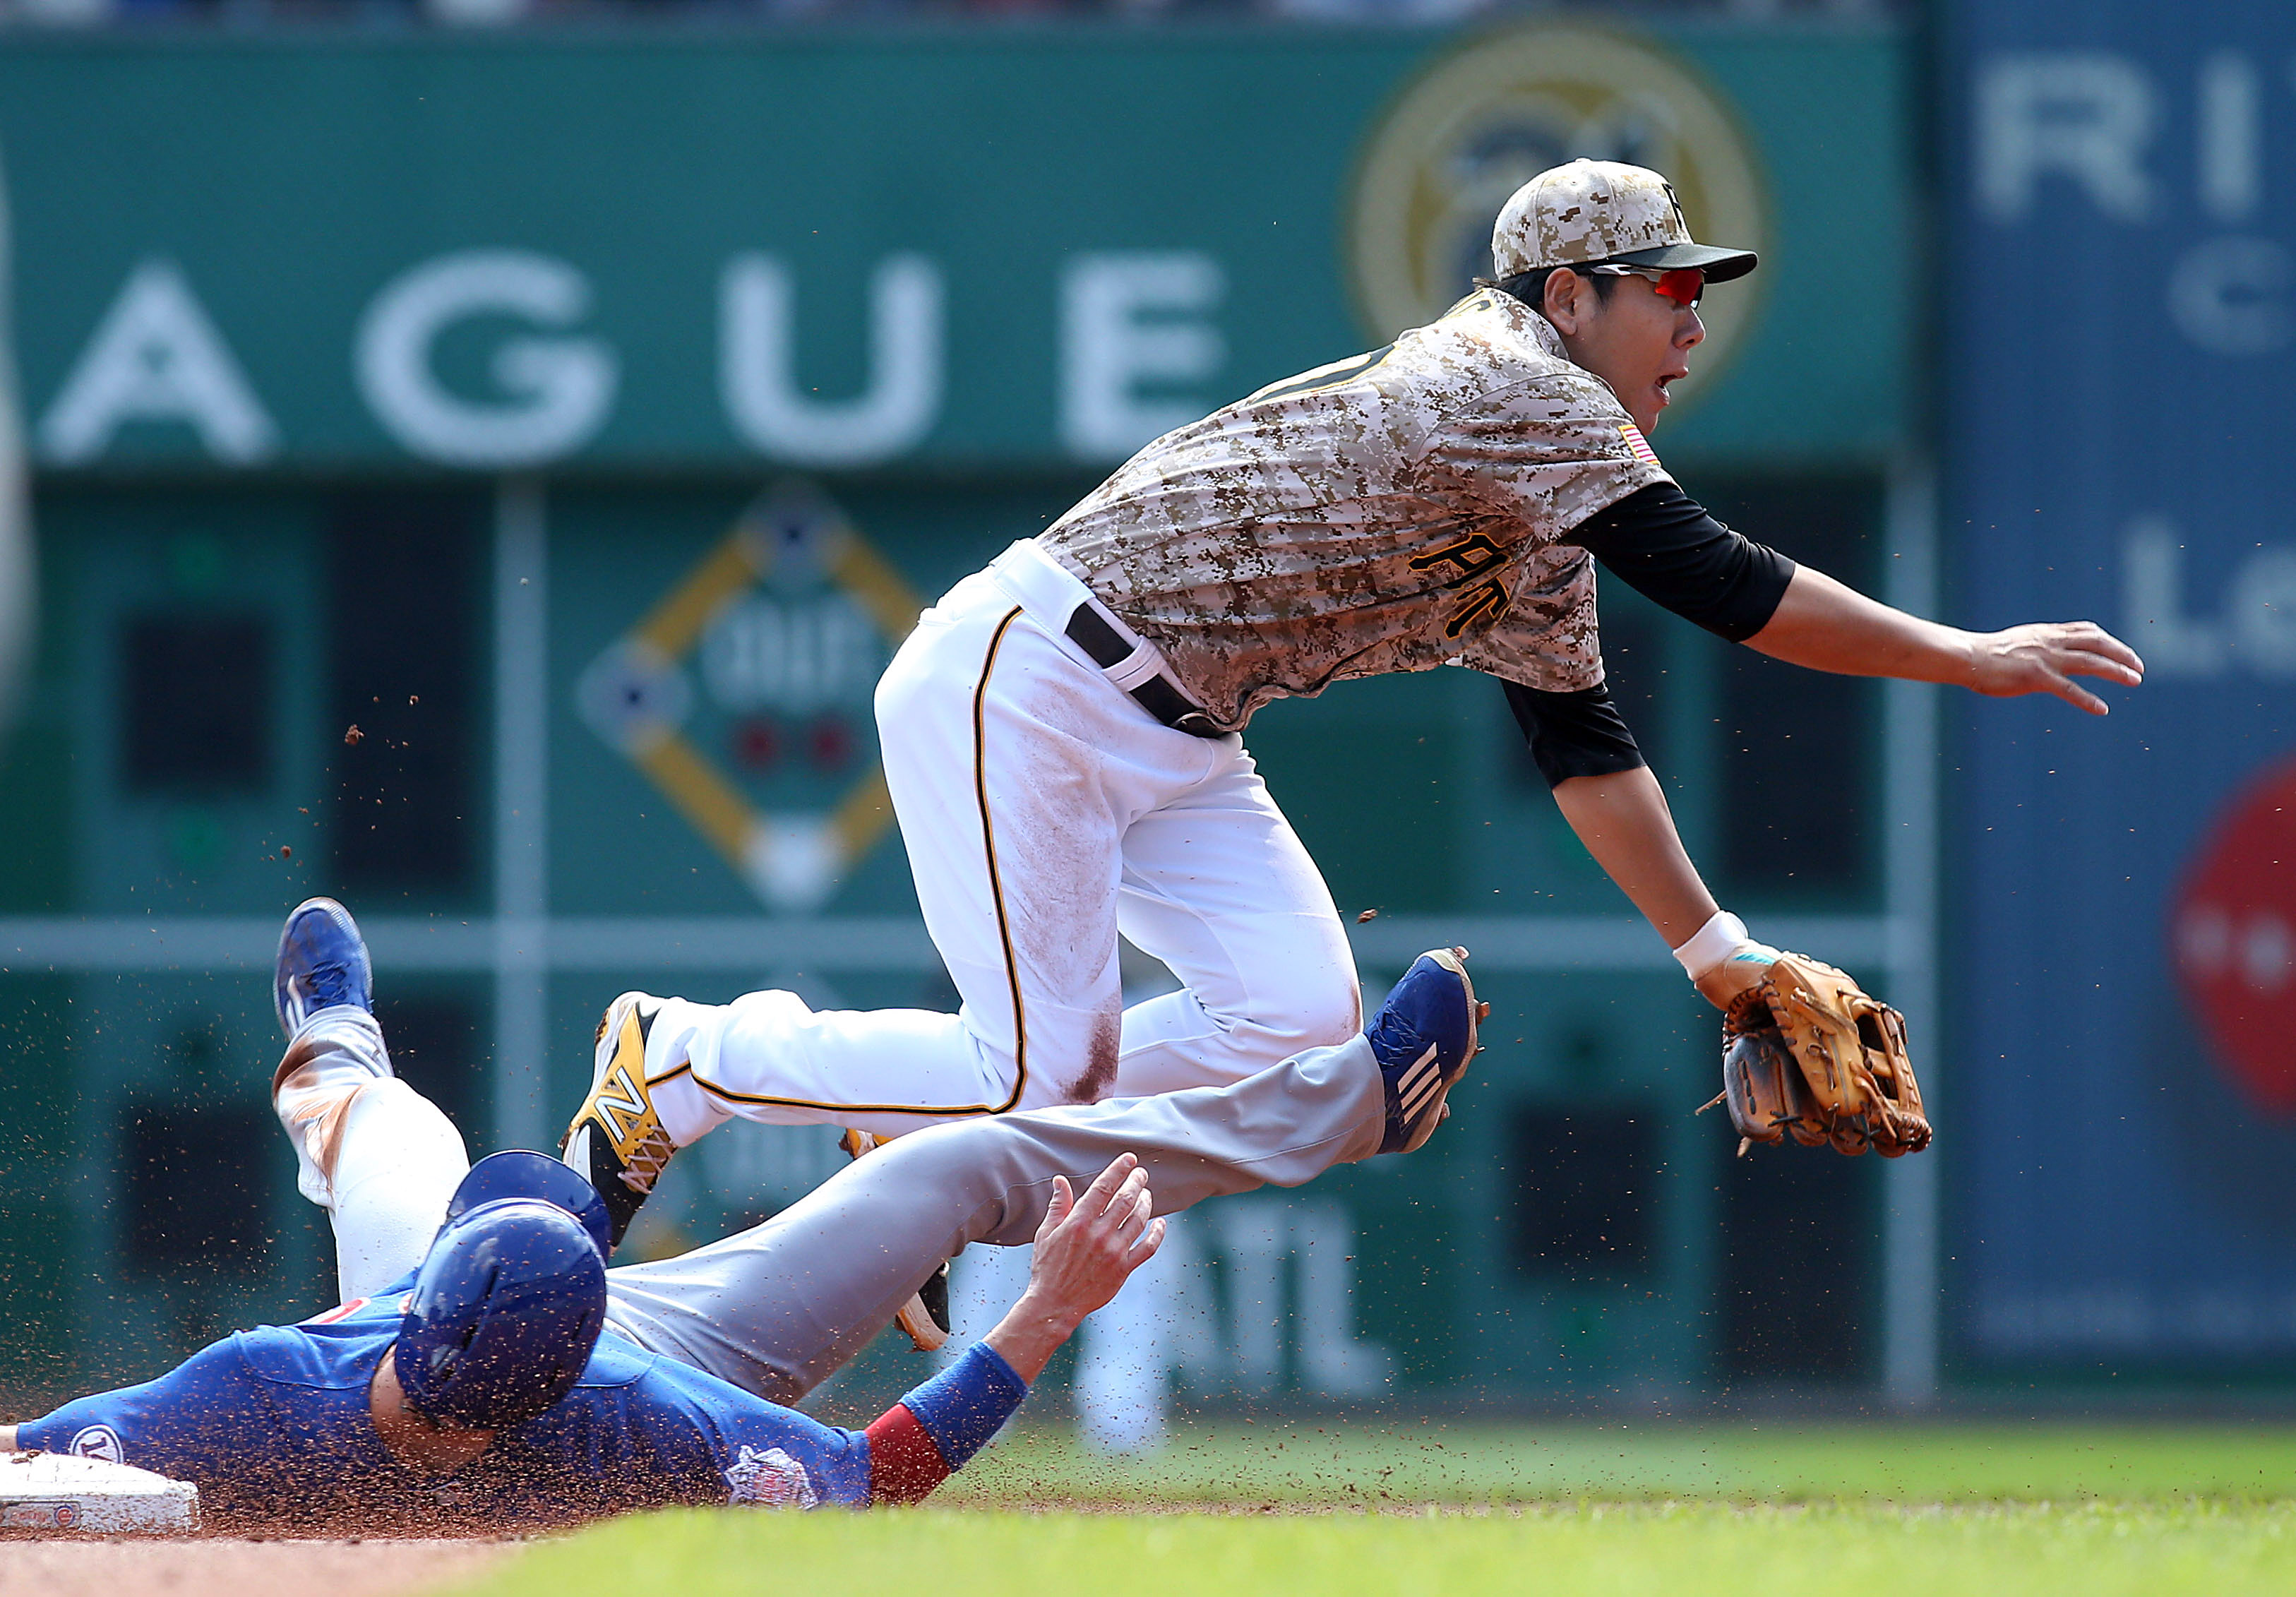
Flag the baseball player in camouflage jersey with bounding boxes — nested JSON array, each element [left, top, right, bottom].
[[564, 160, 2143, 1329]]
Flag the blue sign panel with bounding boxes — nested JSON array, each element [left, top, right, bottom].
[[1950, 0, 2296, 1366]]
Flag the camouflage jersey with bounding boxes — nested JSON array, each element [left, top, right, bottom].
[[1038, 287, 1671, 732]]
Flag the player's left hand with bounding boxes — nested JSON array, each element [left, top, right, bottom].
[[1966, 621, 2144, 714], [984, 1154, 1166, 1384], [1694, 941, 1783, 1013], [1024, 1155, 1164, 1330]]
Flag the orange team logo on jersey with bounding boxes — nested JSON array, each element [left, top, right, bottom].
[[1444, 578, 1512, 639], [303, 1297, 371, 1325], [1409, 532, 1507, 581]]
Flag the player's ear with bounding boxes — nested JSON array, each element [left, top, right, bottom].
[[1541, 268, 1589, 335]]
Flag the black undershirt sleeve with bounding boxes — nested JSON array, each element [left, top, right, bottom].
[[1503, 680, 1645, 789], [1496, 485, 1791, 789], [1567, 480, 1797, 642]]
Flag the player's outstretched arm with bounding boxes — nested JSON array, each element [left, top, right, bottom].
[[1551, 767, 1719, 949], [860, 1154, 1164, 1505], [1548, 766, 1793, 1012], [985, 1153, 1165, 1383], [1748, 565, 2145, 714]]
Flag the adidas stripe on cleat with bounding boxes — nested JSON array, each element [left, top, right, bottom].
[[1369, 947, 1481, 1155], [1394, 1044, 1447, 1124], [561, 993, 678, 1250]]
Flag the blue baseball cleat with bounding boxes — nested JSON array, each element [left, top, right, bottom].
[[1370, 947, 1481, 1154], [274, 897, 374, 1037]]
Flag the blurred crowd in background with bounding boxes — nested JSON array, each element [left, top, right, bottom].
[[0, 0, 1895, 30]]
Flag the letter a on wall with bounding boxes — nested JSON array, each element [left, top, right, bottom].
[[38, 260, 277, 465]]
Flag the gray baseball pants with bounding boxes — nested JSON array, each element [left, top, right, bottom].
[[273, 1005, 1385, 1407], [601, 1037, 1386, 1405]]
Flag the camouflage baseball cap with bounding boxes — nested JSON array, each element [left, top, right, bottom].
[[1491, 159, 1757, 282]]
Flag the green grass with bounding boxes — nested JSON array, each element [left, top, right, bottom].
[[441, 1423, 2296, 1597], [452, 1502, 2296, 1597], [938, 1419, 2296, 1505]]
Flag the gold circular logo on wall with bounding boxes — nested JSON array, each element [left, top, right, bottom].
[[1349, 21, 1770, 416]]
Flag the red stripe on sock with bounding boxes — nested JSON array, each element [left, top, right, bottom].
[[866, 1403, 952, 1504]]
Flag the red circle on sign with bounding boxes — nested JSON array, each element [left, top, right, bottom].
[[731, 717, 779, 772], [2172, 754, 2296, 1115], [808, 714, 854, 772]]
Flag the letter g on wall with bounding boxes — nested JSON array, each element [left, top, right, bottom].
[[357, 250, 618, 467]]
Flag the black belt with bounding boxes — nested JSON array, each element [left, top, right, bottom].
[[1063, 604, 1225, 739]]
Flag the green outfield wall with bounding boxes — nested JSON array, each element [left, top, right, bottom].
[[0, 19, 1924, 1416], [0, 25, 1904, 473]]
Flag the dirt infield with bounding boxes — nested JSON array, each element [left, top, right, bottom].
[[0, 1536, 514, 1597]]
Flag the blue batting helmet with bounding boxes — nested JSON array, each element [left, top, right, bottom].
[[440, 1149, 614, 1260], [396, 1152, 611, 1431]]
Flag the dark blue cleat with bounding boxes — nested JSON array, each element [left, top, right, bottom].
[[1370, 947, 1479, 1154], [274, 897, 374, 1037]]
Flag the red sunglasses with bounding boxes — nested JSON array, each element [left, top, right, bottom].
[[1591, 264, 1706, 309]]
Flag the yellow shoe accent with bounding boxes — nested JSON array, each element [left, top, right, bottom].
[[568, 995, 676, 1197]]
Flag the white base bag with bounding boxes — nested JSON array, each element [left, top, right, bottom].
[[0, 1449, 200, 1533]]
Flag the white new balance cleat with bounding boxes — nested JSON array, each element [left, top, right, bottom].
[[561, 992, 678, 1250]]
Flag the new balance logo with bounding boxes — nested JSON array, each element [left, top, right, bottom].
[[594, 1062, 652, 1152], [1396, 1043, 1444, 1122]]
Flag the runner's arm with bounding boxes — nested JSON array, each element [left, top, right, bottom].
[[867, 1154, 1162, 1503]]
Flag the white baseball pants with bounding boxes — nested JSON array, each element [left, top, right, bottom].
[[640, 539, 1361, 1144], [270, 1005, 470, 1301]]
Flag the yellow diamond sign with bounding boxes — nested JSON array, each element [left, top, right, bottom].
[[577, 482, 921, 911]]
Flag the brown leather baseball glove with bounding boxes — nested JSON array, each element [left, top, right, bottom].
[[1709, 951, 1930, 1158]]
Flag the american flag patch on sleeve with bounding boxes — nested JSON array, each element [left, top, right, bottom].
[[1618, 423, 1660, 465]]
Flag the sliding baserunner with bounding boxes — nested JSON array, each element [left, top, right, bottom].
[[2, 897, 1479, 1524]]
